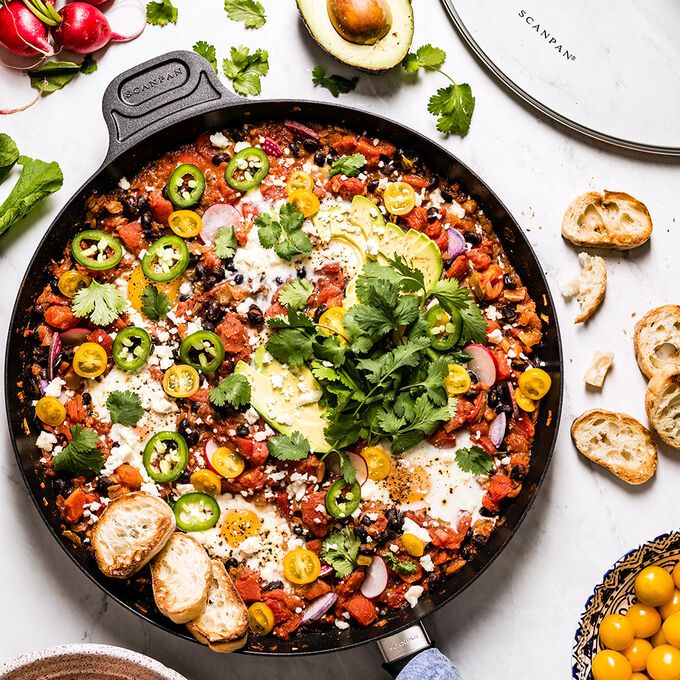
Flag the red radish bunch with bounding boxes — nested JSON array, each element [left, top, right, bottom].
[[0, 2, 54, 57]]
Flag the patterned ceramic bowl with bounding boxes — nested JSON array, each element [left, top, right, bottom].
[[572, 531, 680, 679], [0, 644, 188, 680]]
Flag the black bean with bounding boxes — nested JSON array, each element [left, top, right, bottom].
[[479, 505, 498, 518], [247, 304, 264, 327], [179, 293, 190, 303], [440, 189, 454, 202], [426, 207, 439, 221], [232, 129, 245, 142], [275, 275, 284, 285], [212, 153, 230, 165], [123, 195, 140, 217], [140, 212, 153, 231], [503, 274, 517, 290], [355, 526, 368, 543], [234, 273, 244, 285], [223, 258, 236, 272], [195, 263, 205, 278], [185, 431, 199, 447], [161, 186, 170, 201], [313, 303, 327, 323], [367, 179, 379, 193], [54, 478, 66, 492], [203, 275, 218, 291], [510, 465, 526, 481], [501, 306, 517, 322], [296, 267, 306, 279], [443, 258, 453, 270], [290, 142, 301, 158], [226, 557, 239, 569], [293, 524, 304, 536], [385, 507, 404, 533], [137, 195, 149, 212], [464, 231, 481, 246], [425, 573, 445, 591], [314, 151, 327, 167], [303, 139, 319, 152], [459, 545, 471, 560], [263, 580, 284, 592], [177, 470, 191, 484], [467, 370, 478, 383], [360, 514, 374, 526], [82, 392, 92, 405], [236, 424, 249, 438]]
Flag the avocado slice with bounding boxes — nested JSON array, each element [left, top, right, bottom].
[[296, 0, 414, 73], [234, 348, 331, 453], [349, 195, 385, 238]]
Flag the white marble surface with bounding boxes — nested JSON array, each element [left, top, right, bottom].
[[1, 1, 679, 678]]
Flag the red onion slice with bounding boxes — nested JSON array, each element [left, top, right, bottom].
[[48, 333, 63, 381], [301, 592, 337, 624], [360, 556, 388, 599], [463, 343, 497, 386], [348, 452, 368, 486], [200, 204, 242, 246], [489, 412, 507, 448], [60, 327, 90, 346], [284, 120, 319, 141], [507, 382, 519, 418], [447, 228, 466, 259], [319, 564, 333, 577]]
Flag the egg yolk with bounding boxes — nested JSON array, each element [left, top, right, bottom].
[[387, 464, 431, 504]]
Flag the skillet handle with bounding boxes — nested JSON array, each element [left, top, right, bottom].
[[376, 623, 435, 677], [101, 50, 239, 164]]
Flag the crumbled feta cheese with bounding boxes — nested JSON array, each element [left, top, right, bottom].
[[210, 132, 230, 148], [404, 585, 424, 608], [487, 328, 503, 344], [419, 554, 435, 572], [334, 619, 350, 630], [36, 431, 58, 452], [44, 377, 65, 398], [402, 517, 431, 544], [118, 177, 131, 190]]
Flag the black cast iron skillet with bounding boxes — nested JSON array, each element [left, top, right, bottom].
[[5, 51, 563, 672]]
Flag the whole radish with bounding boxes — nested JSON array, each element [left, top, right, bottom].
[[0, 1, 54, 57]]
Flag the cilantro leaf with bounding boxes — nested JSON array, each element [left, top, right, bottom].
[[214, 225, 237, 259], [311, 66, 358, 98], [140, 284, 170, 321], [71, 280, 126, 327], [403, 44, 447, 73], [383, 552, 418, 574], [328, 153, 366, 178], [0, 133, 19, 184], [146, 0, 177, 25], [429, 279, 487, 344], [266, 329, 314, 366], [356, 337, 429, 384], [193, 41, 217, 72], [338, 451, 357, 485], [106, 390, 143, 426], [267, 431, 310, 461], [222, 45, 269, 96], [255, 203, 311, 261], [321, 527, 361, 578], [224, 0, 266, 28], [52, 426, 104, 477], [428, 83, 475, 137], [27, 57, 97, 95], [209, 374, 251, 408], [454, 445, 495, 476], [278, 278, 313, 310]]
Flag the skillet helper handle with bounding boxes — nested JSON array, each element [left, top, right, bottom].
[[101, 50, 239, 163], [378, 623, 439, 677]]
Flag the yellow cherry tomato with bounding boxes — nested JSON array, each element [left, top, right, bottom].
[[592, 650, 632, 680], [359, 445, 391, 481], [190, 469, 222, 496], [518, 367, 552, 400], [248, 602, 275, 636], [384, 181, 416, 216], [625, 640, 653, 672], [646, 645, 680, 680], [169, 210, 203, 238], [286, 170, 314, 195], [35, 396, 66, 427], [628, 604, 662, 638], [318, 306, 347, 343], [601, 614, 636, 651], [282, 548, 321, 585], [289, 189, 320, 218], [652, 629, 668, 647], [636, 568, 676, 608], [673, 563, 680, 590], [73, 342, 108, 379], [662, 613, 680, 648], [445, 363, 472, 396], [515, 388, 537, 412], [127, 265, 182, 313], [58, 270, 90, 298], [631, 674, 650, 680], [162, 364, 200, 398], [660, 591, 680, 621], [402, 533, 425, 557], [220, 509, 262, 547], [211, 447, 245, 479]]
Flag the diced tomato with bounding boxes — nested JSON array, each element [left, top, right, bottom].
[[401, 206, 428, 231], [148, 190, 173, 226], [428, 513, 471, 550], [44, 305, 78, 331], [265, 301, 286, 319], [337, 571, 364, 595], [234, 467, 267, 489], [215, 313, 251, 363], [65, 395, 87, 423], [117, 220, 145, 255], [491, 349, 512, 381], [235, 568, 262, 603], [429, 427, 458, 448], [264, 597, 294, 624], [511, 412, 535, 439], [113, 463, 143, 489], [63, 488, 98, 523], [343, 593, 377, 626], [200, 249, 223, 272], [424, 219, 443, 241], [187, 388, 210, 404], [483, 473, 519, 513], [302, 579, 332, 601], [325, 176, 365, 200], [87, 329, 113, 355], [235, 438, 268, 467], [401, 174, 431, 189], [301, 491, 330, 537], [468, 249, 492, 271], [274, 614, 302, 640], [445, 255, 469, 281], [378, 582, 410, 608]]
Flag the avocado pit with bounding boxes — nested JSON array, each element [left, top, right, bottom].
[[326, 0, 392, 45]]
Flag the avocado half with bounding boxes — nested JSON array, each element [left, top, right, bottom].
[[297, 0, 414, 73]]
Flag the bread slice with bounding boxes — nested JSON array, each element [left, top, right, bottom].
[[151, 533, 212, 624], [634, 305, 680, 379], [91, 492, 175, 579], [186, 560, 248, 652], [561, 190, 652, 249], [571, 409, 657, 485], [584, 350, 614, 388], [646, 366, 680, 450], [561, 253, 607, 323]]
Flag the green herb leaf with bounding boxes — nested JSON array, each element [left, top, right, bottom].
[[146, 0, 177, 25], [338, 451, 357, 485], [193, 40, 217, 72], [0, 155, 63, 237], [140, 284, 170, 321], [383, 552, 418, 574], [454, 445, 495, 476], [278, 278, 313, 310], [106, 390, 143, 427], [209, 374, 252, 408], [80, 55, 98, 75], [266, 328, 314, 366], [224, 0, 266, 28], [52, 425, 104, 477], [328, 153, 366, 178], [311, 66, 358, 98], [222, 45, 269, 96], [429, 279, 486, 344], [72, 281, 126, 327], [428, 83, 475, 137], [214, 225, 237, 259], [0, 133, 19, 184], [403, 44, 447, 73], [27, 57, 97, 95], [321, 527, 361, 578], [267, 431, 310, 461], [255, 203, 311, 261]]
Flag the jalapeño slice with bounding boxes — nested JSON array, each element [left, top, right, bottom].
[[173, 492, 221, 532], [71, 230, 123, 271], [225, 147, 269, 192], [325, 478, 362, 519], [166, 163, 205, 208], [112, 327, 152, 372], [179, 330, 225, 373], [142, 431, 188, 483], [142, 235, 189, 283], [425, 304, 463, 351]]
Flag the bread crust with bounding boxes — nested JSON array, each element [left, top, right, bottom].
[[634, 305, 680, 379], [575, 253, 606, 323], [561, 190, 652, 250], [645, 366, 680, 450]]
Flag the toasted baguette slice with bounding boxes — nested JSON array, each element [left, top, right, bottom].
[[186, 560, 248, 651], [571, 409, 657, 485], [561, 190, 652, 249], [584, 350, 614, 388], [562, 253, 607, 323], [645, 366, 680, 450], [91, 492, 175, 579], [151, 533, 212, 624], [634, 305, 680, 379]]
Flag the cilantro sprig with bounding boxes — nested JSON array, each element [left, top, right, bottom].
[[383, 552, 418, 575], [222, 45, 269, 96], [321, 527, 361, 578], [193, 41, 217, 72], [72, 281, 126, 327], [141, 284, 170, 321], [329, 153, 366, 178], [312, 66, 358, 98], [454, 446, 495, 476], [224, 0, 266, 29], [278, 278, 313, 310], [209, 374, 251, 408], [52, 426, 104, 477], [267, 431, 310, 461], [146, 0, 177, 26], [214, 225, 237, 259], [106, 390, 143, 427], [256, 203, 311, 261]]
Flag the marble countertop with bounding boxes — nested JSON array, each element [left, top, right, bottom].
[[1, 1, 679, 678]]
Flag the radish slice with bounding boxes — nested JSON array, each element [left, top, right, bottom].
[[348, 452, 368, 486], [48, 333, 62, 381], [319, 564, 333, 578], [60, 327, 90, 345], [200, 203, 242, 245], [284, 120, 319, 141], [447, 228, 466, 259], [301, 592, 337, 624], [203, 438, 219, 472], [464, 343, 496, 386], [360, 556, 388, 599], [489, 412, 507, 448]]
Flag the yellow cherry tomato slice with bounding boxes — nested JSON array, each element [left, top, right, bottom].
[[190, 469, 222, 496], [601, 614, 635, 651], [635, 567, 675, 608], [248, 602, 275, 635], [169, 210, 203, 238], [162, 364, 200, 398], [384, 181, 416, 216], [402, 533, 425, 557], [286, 170, 314, 195], [289, 189, 320, 218], [624, 639, 653, 672], [591, 650, 632, 680], [318, 306, 347, 343], [35, 396, 66, 427], [211, 447, 245, 479], [445, 364, 472, 396], [627, 603, 662, 638], [515, 388, 537, 412], [282, 548, 321, 585], [646, 645, 680, 680], [518, 367, 552, 400], [359, 445, 391, 481], [127, 265, 182, 313], [58, 270, 90, 298], [73, 342, 108, 378], [220, 509, 262, 547]]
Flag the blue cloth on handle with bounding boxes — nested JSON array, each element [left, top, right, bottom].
[[396, 649, 463, 680]]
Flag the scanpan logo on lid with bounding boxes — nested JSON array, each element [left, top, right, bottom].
[[122, 64, 188, 104], [518, 10, 577, 62]]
